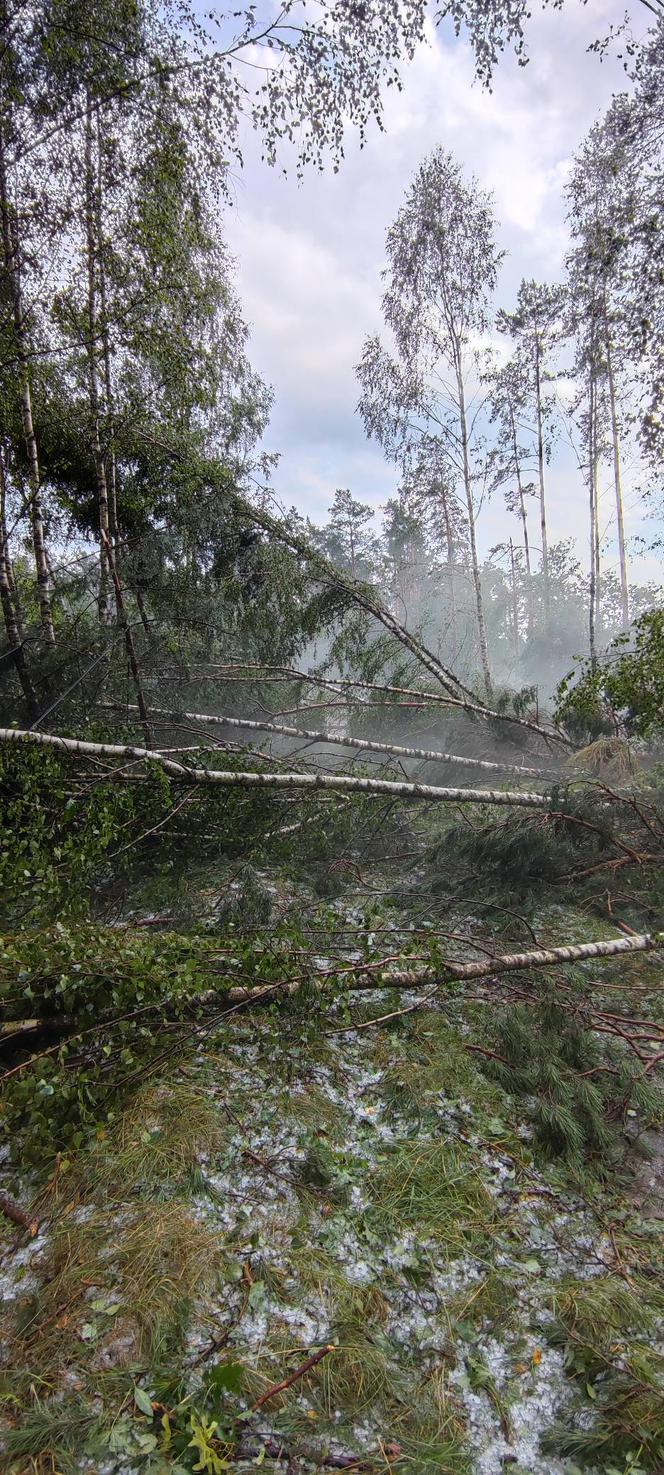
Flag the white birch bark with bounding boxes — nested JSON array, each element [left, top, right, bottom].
[[0, 728, 551, 806]]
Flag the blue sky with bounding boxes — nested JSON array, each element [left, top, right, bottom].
[[220, 1, 661, 586]]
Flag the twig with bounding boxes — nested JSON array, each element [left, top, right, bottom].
[[250, 1343, 335, 1410]]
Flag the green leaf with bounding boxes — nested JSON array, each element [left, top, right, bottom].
[[206, 1361, 243, 1396], [134, 1385, 155, 1417]]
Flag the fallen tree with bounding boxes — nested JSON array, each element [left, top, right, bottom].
[[221, 930, 664, 1001], [133, 435, 574, 751], [0, 728, 551, 807], [104, 703, 553, 780]]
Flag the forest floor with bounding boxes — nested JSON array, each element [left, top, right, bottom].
[[2, 841, 663, 1475]]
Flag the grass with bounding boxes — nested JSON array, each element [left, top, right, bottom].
[[366, 1138, 498, 1255], [75, 1080, 232, 1200], [544, 1275, 664, 1468], [1, 1397, 107, 1474], [10, 1200, 223, 1376]]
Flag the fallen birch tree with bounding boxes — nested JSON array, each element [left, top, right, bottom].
[[104, 703, 553, 780], [0, 728, 550, 807], [221, 931, 664, 1002], [163, 657, 574, 751]]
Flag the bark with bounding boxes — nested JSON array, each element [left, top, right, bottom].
[[0, 1188, 39, 1235], [510, 408, 534, 634], [100, 532, 152, 747], [604, 302, 629, 630], [220, 931, 664, 1003], [96, 110, 119, 553], [0, 448, 38, 717], [509, 537, 519, 658], [0, 119, 55, 644], [0, 727, 551, 807], [456, 361, 493, 696], [166, 661, 574, 749], [84, 97, 113, 625], [534, 341, 550, 624], [588, 354, 598, 672], [106, 702, 553, 780]]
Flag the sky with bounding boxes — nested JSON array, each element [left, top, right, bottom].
[[222, 0, 660, 585]]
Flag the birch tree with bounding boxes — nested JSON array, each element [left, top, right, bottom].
[[497, 281, 564, 627], [486, 355, 537, 635], [566, 120, 635, 631], [357, 148, 503, 697]]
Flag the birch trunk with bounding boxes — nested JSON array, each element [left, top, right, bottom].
[[0, 450, 38, 717], [535, 342, 550, 625], [84, 98, 113, 625], [221, 930, 664, 1001], [0, 120, 55, 644], [104, 702, 552, 779], [604, 302, 629, 630], [456, 362, 493, 696], [0, 728, 551, 806]]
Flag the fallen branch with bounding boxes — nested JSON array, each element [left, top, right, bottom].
[[105, 703, 552, 781], [0, 729, 551, 807], [250, 1343, 335, 1410]]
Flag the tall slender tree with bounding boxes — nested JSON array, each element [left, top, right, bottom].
[[486, 355, 537, 636], [357, 148, 503, 696], [497, 280, 564, 626], [566, 120, 634, 630]]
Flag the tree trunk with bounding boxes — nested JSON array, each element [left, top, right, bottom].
[[510, 409, 534, 634], [0, 120, 56, 644], [509, 538, 519, 658], [534, 342, 550, 625], [0, 449, 38, 717], [604, 302, 629, 631], [84, 97, 113, 625], [440, 491, 457, 647], [0, 727, 552, 806], [96, 110, 119, 554], [588, 358, 598, 672], [105, 701, 551, 779], [456, 365, 493, 696]]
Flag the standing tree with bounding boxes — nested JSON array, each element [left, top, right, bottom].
[[312, 489, 378, 581], [486, 355, 537, 636], [497, 280, 564, 626], [566, 119, 635, 630], [357, 148, 503, 696]]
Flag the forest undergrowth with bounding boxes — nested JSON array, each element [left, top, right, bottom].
[[1, 731, 663, 1475]]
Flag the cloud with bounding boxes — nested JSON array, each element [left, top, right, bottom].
[[224, 0, 657, 580]]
